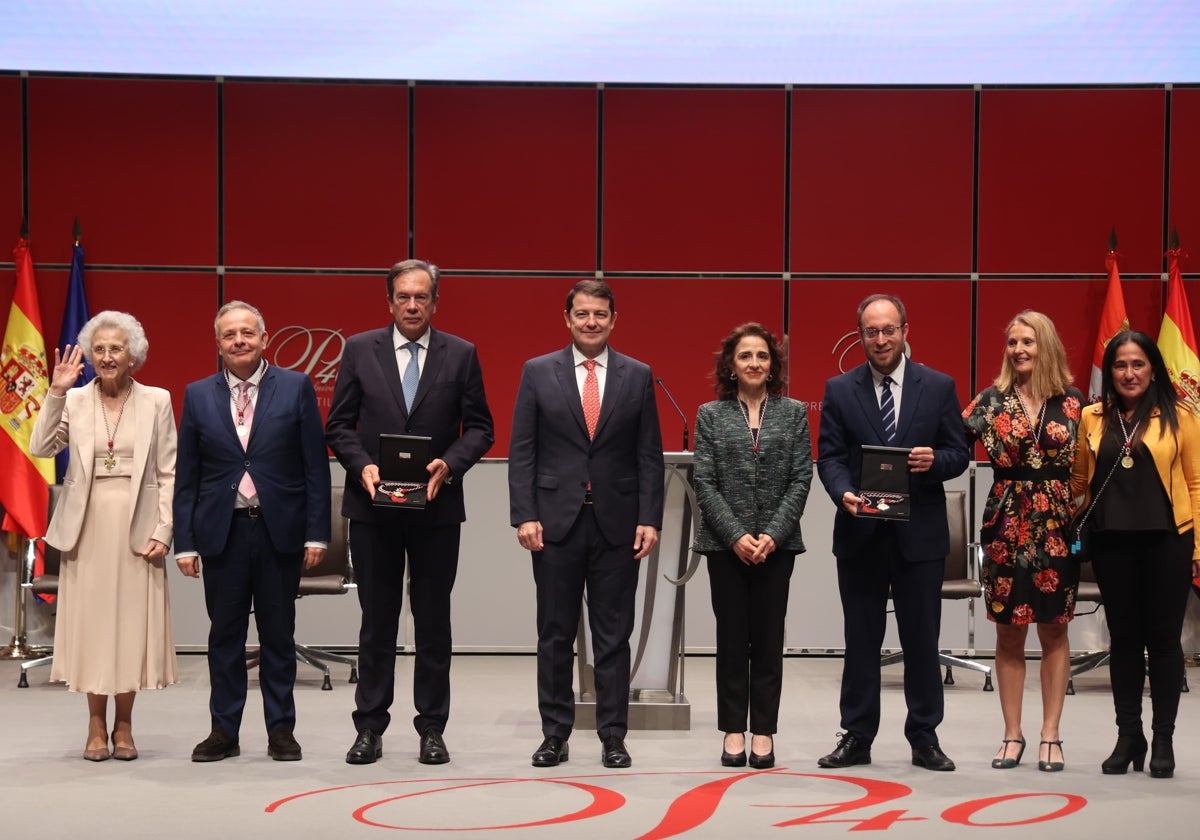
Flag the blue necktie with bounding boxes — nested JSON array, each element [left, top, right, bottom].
[[880, 375, 896, 443], [402, 342, 420, 411]]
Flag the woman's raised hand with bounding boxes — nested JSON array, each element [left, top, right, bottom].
[[48, 345, 86, 396]]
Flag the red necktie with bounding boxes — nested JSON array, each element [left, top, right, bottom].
[[582, 359, 600, 440]]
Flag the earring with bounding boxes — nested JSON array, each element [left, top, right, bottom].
[[730, 372, 737, 380], [767, 374, 773, 381]]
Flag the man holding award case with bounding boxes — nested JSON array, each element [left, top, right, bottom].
[[815, 294, 969, 772]]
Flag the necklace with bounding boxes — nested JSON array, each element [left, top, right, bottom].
[[737, 394, 767, 453], [1013, 387, 1047, 448], [224, 368, 261, 437], [98, 380, 134, 471], [1115, 411, 1141, 469]]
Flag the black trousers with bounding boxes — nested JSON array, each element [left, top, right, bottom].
[[835, 525, 944, 748], [706, 550, 796, 735], [350, 517, 460, 737], [1092, 529, 1193, 737], [201, 512, 302, 738], [533, 504, 638, 741]]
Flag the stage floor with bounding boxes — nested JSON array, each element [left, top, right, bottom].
[[1, 653, 1196, 838]]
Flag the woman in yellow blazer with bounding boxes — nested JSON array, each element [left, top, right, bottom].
[[30, 311, 177, 762], [1070, 330, 1200, 780]]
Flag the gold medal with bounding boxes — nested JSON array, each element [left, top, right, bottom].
[[1120, 454, 1134, 469], [104, 454, 117, 471]]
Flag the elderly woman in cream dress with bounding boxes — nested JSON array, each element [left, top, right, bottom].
[[30, 310, 177, 762]]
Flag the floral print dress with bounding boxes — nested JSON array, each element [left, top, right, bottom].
[[962, 386, 1084, 624]]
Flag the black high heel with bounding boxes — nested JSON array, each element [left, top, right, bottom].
[[721, 734, 747, 767], [1101, 734, 1148, 775], [748, 735, 774, 769], [1037, 740, 1064, 772], [1149, 735, 1175, 779], [991, 737, 1025, 769]]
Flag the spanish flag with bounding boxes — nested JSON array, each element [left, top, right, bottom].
[[1088, 242, 1130, 404], [1157, 245, 1198, 405], [0, 235, 54, 580]]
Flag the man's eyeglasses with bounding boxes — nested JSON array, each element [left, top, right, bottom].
[[860, 325, 903, 340]]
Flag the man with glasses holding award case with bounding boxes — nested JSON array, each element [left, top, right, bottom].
[[815, 293, 969, 773]]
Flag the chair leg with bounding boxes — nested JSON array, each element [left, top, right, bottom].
[[943, 664, 955, 685], [938, 652, 992, 691], [17, 654, 54, 688]]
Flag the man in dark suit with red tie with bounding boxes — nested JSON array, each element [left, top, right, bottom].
[[509, 279, 665, 769], [815, 293, 969, 772], [326, 259, 493, 766], [175, 301, 331, 763]]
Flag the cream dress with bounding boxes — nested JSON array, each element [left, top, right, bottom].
[[50, 402, 177, 694]]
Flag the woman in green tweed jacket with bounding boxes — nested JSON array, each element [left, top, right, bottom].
[[693, 323, 813, 770]]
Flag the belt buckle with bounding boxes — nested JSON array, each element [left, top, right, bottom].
[[246, 505, 261, 518]]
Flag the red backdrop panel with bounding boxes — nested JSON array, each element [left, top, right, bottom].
[[223, 82, 410, 269], [791, 89, 975, 274], [1, 77, 21, 237], [1168, 88, 1200, 253], [603, 88, 786, 273], [432, 276, 783, 457], [224, 273, 392, 424], [789, 279, 973, 454], [26, 77, 218, 267], [414, 86, 598, 272], [978, 88, 1165, 275]]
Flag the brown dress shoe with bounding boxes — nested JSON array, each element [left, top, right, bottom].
[[192, 729, 241, 762], [268, 729, 302, 761]]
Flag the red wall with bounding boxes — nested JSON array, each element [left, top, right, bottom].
[[4, 75, 1199, 456]]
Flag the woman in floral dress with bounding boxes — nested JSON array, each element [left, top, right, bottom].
[[963, 311, 1083, 773]]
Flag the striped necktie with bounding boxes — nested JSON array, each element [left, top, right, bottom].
[[880, 375, 896, 444]]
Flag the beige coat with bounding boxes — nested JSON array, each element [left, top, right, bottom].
[[29, 381, 176, 554]]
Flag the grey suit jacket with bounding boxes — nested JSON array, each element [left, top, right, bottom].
[[692, 395, 812, 554]]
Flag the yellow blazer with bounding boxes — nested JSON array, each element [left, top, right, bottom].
[[29, 381, 177, 554], [1070, 402, 1200, 559]]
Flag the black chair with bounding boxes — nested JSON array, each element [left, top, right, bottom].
[[881, 490, 994, 690], [18, 484, 63, 688], [246, 485, 358, 690]]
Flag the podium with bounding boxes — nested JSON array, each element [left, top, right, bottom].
[[572, 452, 697, 730]]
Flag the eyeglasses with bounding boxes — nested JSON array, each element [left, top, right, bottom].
[[860, 325, 903, 340], [92, 345, 127, 357]]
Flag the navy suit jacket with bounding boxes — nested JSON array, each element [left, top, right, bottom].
[[174, 366, 331, 557], [324, 325, 494, 526], [508, 346, 665, 546], [817, 360, 969, 562]]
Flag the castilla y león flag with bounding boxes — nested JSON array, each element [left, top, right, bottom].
[[1, 236, 54, 579], [1089, 247, 1130, 403]]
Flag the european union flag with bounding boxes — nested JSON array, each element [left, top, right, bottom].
[[56, 241, 93, 482]]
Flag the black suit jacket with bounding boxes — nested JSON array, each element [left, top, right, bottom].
[[174, 367, 331, 556], [817, 360, 969, 561], [508, 345, 665, 546], [325, 325, 494, 526]]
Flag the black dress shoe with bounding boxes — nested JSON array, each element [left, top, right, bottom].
[[192, 729, 240, 763], [601, 736, 632, 768], [532, 736, 569, 767], [346, 729, 383, 765], [912, 744, 956, 771], [267, 728, 302, 761], [419, 729, 450, 765], [818, 733, 871, 768]]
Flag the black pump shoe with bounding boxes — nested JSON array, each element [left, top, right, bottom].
[[1149, 735, 1175, 779]]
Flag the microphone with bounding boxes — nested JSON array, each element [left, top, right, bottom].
[[655, 377, 689, 451]]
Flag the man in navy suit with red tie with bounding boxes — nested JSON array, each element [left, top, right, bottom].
[[175, 300, 331, 763], [326, 259, 493, 766], [816, 293, 969, 772], [509, 279, 665, 769]]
